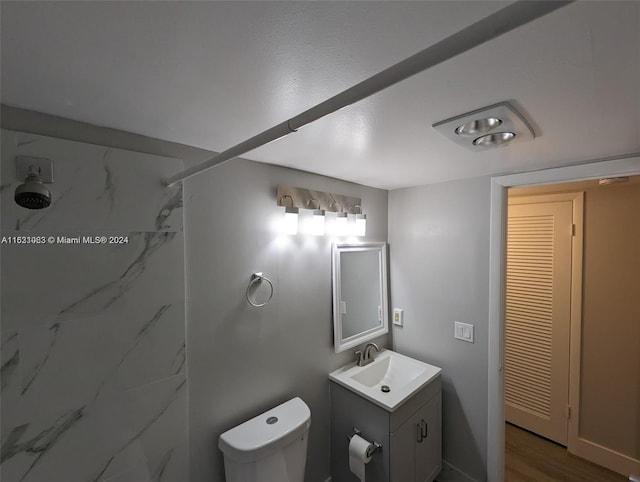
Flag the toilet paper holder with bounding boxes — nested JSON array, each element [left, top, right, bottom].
[[348, 428, 382, 457]]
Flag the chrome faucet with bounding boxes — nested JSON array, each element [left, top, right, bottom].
[[355, 342, 380, 367]]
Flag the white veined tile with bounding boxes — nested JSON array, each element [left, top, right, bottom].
[[1, 130, 183, 233], [1, 231, 184, 330], [0, 374, 187, 482]]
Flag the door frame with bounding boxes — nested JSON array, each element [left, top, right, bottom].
[[487, 154, 640, 481]]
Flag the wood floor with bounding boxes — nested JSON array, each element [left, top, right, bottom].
[[505, 423, 627, 482]]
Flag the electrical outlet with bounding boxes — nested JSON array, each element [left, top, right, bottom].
[[454, 321, 474, 343], [392, 308, 404, 326]]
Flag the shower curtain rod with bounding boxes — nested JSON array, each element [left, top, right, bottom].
[[165, 0, 572, 187]]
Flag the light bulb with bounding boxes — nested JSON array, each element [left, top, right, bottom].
[[311, 209, 325, 236], [335, 212, 348, 236], [282, 206, 299, 235], [355, 214, 366, 237]]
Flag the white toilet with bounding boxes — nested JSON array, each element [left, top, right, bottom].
[[218, 397, 311, 482]]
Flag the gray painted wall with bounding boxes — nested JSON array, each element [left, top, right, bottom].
[[183, 158, 389, 482], [0, 129, 187, 481], [388, 176, 491, 481]]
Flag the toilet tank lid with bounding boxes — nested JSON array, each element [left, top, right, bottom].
[[218, 397, 311, 463]]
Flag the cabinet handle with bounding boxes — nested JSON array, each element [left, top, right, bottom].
[[421, 419, 428, 438], [417, 423, 423, 443]]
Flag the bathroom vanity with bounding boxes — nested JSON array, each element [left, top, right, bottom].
[[329, 349, 442, 482]]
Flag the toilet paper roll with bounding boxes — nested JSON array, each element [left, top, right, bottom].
[[348, 434, 373, 482]]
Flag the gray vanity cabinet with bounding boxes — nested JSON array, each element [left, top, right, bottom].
[[330, 375, 441, 482], [390, 392, 441, 482]]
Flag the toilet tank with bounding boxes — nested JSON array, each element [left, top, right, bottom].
[[218, 397, 311, 482]]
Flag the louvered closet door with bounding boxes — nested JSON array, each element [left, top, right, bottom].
[[505, 200, 573, 446]]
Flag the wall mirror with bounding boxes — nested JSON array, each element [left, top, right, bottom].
[[332, 242, 388, 353]]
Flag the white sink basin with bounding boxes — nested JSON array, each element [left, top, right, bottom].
[[329, 349, 441, 412]]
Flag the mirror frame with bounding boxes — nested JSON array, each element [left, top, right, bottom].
[[332, 242, 389, 353]]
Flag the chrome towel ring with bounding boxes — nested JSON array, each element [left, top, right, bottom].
[[246, 272, 274, 307]]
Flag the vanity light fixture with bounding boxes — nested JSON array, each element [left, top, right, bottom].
[[276, 184, 366, 237], [432, 101, 535, 151]]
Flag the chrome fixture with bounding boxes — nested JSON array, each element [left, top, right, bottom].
[[277, 185, 362, 214], [455, 117, 502, 136], [14, 156, 54, 210], [473, 131, 516, 147], [277, 184, 366, 237], [348, 428, 382, 458], [355, 342, 380, 367], [432, 101, 535, 150], [245, 272, 274, 307]]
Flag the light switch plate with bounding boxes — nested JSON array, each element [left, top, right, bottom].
[[454, 321, 474, 343], [392, 308, 404, 326]]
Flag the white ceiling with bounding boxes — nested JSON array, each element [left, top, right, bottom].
[[2, 1, 639, 190]]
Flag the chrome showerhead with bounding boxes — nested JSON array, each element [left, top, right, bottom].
[[14, 157, 54, 210], [15, 167, 51, 209]]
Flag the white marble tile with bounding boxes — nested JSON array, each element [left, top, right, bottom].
[[1, 129, 187, 481], [0, 374, 187, 482], [1, 393, 133, 482], [1, 331, 19, 386], [4, 301, 185, 425], [1, 331, 20, 416], [109, 302, 186, 391], [1, 231, 184, 331], [1, 130, 183, 233], [121, 375, 188, 482]]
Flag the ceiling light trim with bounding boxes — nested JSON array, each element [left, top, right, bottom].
[[432, 101, 536, 151]]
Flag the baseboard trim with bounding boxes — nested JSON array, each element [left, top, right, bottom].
[[571, 437, 640, 477], [438, 460, 479, 482], [322, 461, 476, 482]]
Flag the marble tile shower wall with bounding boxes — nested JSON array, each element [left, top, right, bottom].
[[0, 130, 187, 482]]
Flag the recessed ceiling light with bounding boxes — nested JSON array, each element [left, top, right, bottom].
[[455, 117, 502, 137], [473, 132, 516, 147], [432, 102, 534, 151]]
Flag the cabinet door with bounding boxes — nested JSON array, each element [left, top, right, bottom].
[[414, 393, 441, 482], [390, 416, 415, 482]]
